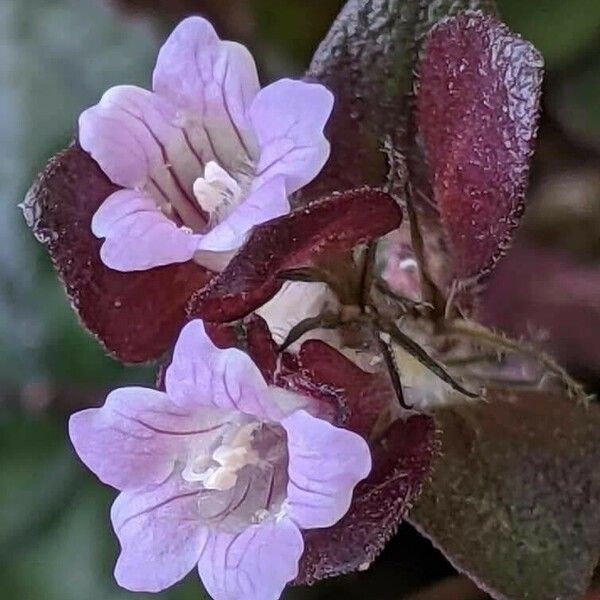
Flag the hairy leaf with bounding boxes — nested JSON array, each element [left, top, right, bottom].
[[417, 12, 543, 278], [22, 144, 210, 363], [188, 189, 402, 322], [205, 315, 279, 383], [303, 0, 497, 198], [278, 339, 391, 437], [410, 389, 600, 600]]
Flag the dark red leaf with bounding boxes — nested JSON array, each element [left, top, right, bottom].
[[22, 144, 211, 363], [297, 415, 437, 584], [244, 315, 279, 382], [417, 12, 543, 278], [205, 315, 279, 383], [303, 0, 497, 200], [276, 354, 349, 429], [188, 188, 402, 322], [278, 340, 389, 439], [203, 321, 241, 351]]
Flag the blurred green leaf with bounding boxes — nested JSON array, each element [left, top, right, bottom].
[[0, 414, 78, 555], [497, 0, 600, 68], [0, 413, 209, 599], [410, 390, 600, 600], [0, 0, 159, 389], [551, 61, 600, 152], [254, 0, 343, 76]]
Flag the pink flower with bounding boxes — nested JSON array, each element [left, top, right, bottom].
[[69, 320, 370, 600], [79, 16, 333, 272]]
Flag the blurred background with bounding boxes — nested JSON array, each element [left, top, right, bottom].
[[0, 0, 598, 598]]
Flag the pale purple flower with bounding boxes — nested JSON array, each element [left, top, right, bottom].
[[69, 320, 371, 600], [79, 16, 334, 272]]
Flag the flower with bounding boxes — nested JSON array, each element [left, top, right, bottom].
[[69, 320, 371, 600], [79, 16, 333, 272]]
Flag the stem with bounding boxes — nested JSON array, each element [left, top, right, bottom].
[[360, 242, 377, 310], [444, 320, 589, 401], [377, 317, 479, 399], [374, 278, 433, 317], [376, 329, 411, 409], [279, 312, 342, 351], [405, 181, 443, 315]]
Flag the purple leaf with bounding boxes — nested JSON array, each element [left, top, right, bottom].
[[188, 188, 402, 322], [278, 340, 390, 439], [478, 243, 600, 375], [22, 144, 211, 363], [303, 0, 497, 199], [410, 389, 600, 600], [297, 415, 437, 584], [417, 12, 544, 278]]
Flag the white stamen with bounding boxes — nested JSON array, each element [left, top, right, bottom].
[[212, 445, 252, 471], [193, 161, 243, 226], [202, 467, 238, 491], [181, 421, 259, 491], [252, 509, 270, 524]]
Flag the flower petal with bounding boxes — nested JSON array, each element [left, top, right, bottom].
[[153, 16, 260, 168], [79, 85, 208, 233], [197, 517, 303, 600], [79, 85, 157, 190], [111, 473, 208, 592], [250, 79, 333, 194], [282, 409, 371, 529], [165, 320, 283, 420], [197, 176, 289, 253], [92, 189, 201, 271], [297, 415, 436, 584], [69, 387, 191, 489]]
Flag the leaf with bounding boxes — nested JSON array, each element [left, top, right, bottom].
[[278, 339, 391, 438], [205, 315, 279, 382], [297, 415, 437, 584], [303, 0, 497, 198], [478, 242, 600, 375], [551, 61, 600, 153], [188, 188, 402, 322], [22, 144, 211, 363], [0, 416, 78, 557], [417, 12, 543, 278], [409, 389, 600, 600]]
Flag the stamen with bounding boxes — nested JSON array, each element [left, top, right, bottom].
[[192, 160, 243, 226], [181, 421, 259, 491]]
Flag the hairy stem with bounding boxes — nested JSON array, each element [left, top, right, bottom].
[[377, 317, 479, 399], [444, 320, 589, 401]]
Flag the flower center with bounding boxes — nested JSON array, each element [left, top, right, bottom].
[[184, 418, 289, 533], [182, 422, 259, 491], [192, 161, 243, 228]]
